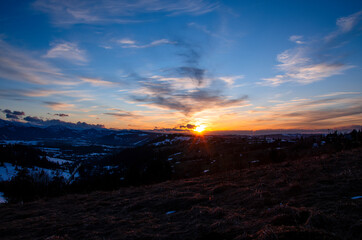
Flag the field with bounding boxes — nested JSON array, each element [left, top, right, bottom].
[[0, 148, 361, 240]]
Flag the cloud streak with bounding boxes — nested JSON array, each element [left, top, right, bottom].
[[188, 22, 228, 42], [118, 38, 176, 48], [104, 112, 137, 118], [244, 94, 362, 129], [0, 39, 77, 85], [219, 75, 244, 86], [33, 0, 218, 25], [325, 10, 362, 41], [316, 92, 360, 98], [261, 10, 362, 86], [44, 42, 87, 64], [44, 101, 75, 111], [262, 52, 352, 86], [80, 77, 118, 87]]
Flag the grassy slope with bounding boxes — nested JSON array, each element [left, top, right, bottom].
[[0, 148, 361, 240]]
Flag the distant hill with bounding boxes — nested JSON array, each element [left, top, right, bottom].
[[1, 148, 361, 240], [0, 119, 159, 146]]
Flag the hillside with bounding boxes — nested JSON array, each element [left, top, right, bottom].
[[0, 148, 361, 240]]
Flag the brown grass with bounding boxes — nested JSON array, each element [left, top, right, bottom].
[[0, 148, 361, 240]]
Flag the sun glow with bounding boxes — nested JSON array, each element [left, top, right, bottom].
[[194, 125, 206, 133]]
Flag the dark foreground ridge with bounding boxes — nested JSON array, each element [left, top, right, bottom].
[[1, 149, 361, 240]]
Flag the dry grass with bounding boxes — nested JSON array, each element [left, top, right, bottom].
[[0, 148, 361, 240]]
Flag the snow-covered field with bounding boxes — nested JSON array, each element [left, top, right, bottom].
[[0, 162, 77, 204], [0, 162, 76, 182]]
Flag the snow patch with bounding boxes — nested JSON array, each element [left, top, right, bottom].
[[171, 152, 182, 156], [133, 139, 148, 146], [153, 139, 171, 146], [103, 166, 118, 170], [0, 163, 18, 181], [0, 162, 76, 182], [40, 147, 61, 153], [116, 132, 132, 136], [174, 136, 191, 141], [153, 137, 191, 146], [46, 156, 72, 165], [351, 196, 362, 200], [2, 140, 38, 145], [0, 192, 6, 204]]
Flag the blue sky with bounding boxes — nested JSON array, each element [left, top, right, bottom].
[[0, 0, 361, 131]]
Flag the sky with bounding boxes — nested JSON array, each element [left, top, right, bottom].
[[0, 0, 361, 132]]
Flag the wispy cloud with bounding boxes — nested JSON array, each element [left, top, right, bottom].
[[262, 52, 352, 86], [289, 35, 304, 44], [188, 22, 228, 42], [169, 42, 208, 86], [219, 75, 244, 86], [130, 75, 248, 115], [0, 86, 93, 105], [0, 89, 96, 106], [0, 39, 75, 85], [33, 0, 218, 25], [118, 38, 136, 45], [44, 41, 87, 64], [100, 45, 113, 50], [44, 101, 75, 111], [316, 91, 360, 98], [104, 110, 138, 118], [118, 38, 176, 48], [80, 77, 118, 87], [325, 10, 362, 41], [23, 89, 64, 97], [244, 94, 362, 129], [175, 66, 205, 85], [149, 75, 209, 90], [126, 40, 248, 116], [21, 89, 83, 97], [276, 105, 362, 128], [261, 10, 362, 86]]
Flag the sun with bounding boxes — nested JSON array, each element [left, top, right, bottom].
[[194, 125, 206, 133]]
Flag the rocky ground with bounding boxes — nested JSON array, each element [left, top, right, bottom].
[[0, 148, 361, 240]]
